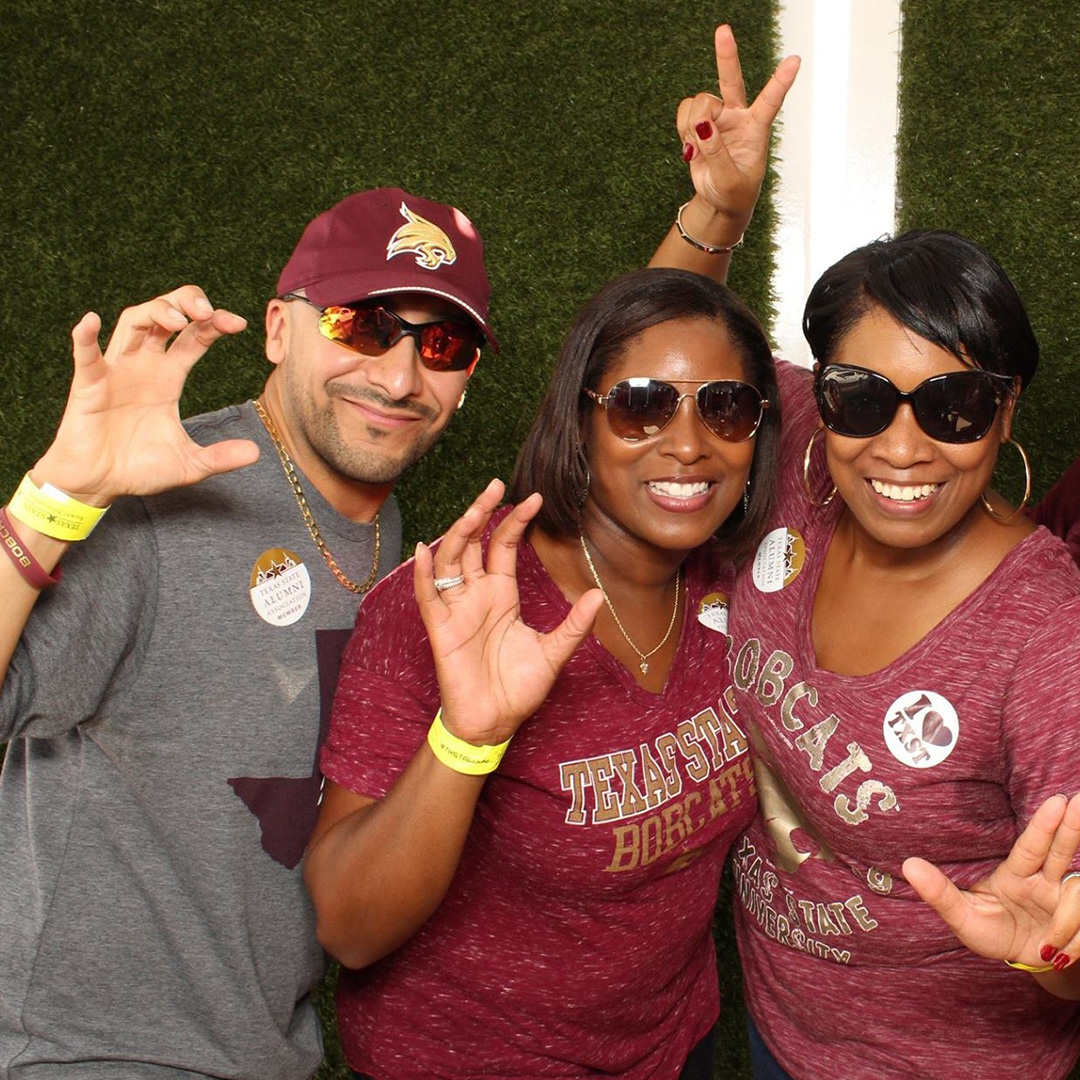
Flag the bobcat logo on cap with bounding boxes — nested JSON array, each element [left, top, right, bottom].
[[386, 202, 457, 270]]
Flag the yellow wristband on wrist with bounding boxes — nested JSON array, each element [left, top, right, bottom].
[[8, 473, 109, 541], [1004, 959, 1055, 973], [427, 708, 511, 776]]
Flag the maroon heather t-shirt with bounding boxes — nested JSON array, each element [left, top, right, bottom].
[[322, 511, 755, 1080], [728, 362, 1080, 1080]]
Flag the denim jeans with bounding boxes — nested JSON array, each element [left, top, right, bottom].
[[748, 1012, 797, 1080]]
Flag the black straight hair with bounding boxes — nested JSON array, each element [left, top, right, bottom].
[[510, 267, 779, 565], [803, 229, 1039, 389]]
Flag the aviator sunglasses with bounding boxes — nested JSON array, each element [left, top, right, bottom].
[[585, 377, 768, 442], [283, 293, 483, 372], [815, 363, 1015, 444]]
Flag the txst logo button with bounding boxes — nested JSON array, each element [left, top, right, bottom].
[[882, 690, 959, 769]]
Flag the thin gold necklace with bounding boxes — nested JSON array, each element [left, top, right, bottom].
[[253, 399, 380, 594], [579, 535, 681, 676]]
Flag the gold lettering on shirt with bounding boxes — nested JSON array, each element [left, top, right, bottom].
[[638, 743, 674, 806], [711, 756, 753, 817], [814, 902, 848, 936], [757, 649, 794, 706], [609, 750, 651, 818], [603, 760, 750, 873], [834, 780, 898, 825], [733, 637, 901, 829], [559, 701, 749, 827], [845, 894, 879, 931], [605, 790, 702, 871], [732, 637, 761, 691], [675, 718, 712, 783], [819, 742, 873, 792], [588, 757, 620, 823], [780, 681, 816, 732], [654, 734, 684, 796], [735, 838, 856, 964], [559, 761, 590, 825], [662, 791, 699, 848], [794, 714, 840, 770], [866, 866, 894, 895], [716, 689, 749, 759]]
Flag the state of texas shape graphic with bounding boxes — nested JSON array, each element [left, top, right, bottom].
[[228, 628, 351, 869]]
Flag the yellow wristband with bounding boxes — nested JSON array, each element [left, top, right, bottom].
[[427, 709, 511, 776], [1004, 959, 1055, 973], [8, 473, 109, 541]]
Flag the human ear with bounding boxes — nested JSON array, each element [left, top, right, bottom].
[[998, 378, 1022, 441], [264, 299, 290, 366]]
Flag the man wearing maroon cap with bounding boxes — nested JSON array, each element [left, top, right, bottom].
[[0, 24, 795, 1072], [0, 188, 498, 1080]]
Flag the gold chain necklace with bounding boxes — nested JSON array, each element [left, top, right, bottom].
[[579, 535, 681, 676], [253, 399, 381, 594]]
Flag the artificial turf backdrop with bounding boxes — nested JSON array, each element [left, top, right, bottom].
[[898, 1, 1080, 507], [2, 2, 1078, 1078], [1, 3, 778, 1077]]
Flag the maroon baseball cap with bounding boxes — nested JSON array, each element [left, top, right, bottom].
[[277, 187, 498, 350]]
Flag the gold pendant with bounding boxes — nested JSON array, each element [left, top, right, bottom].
[[639, 660, 649, 675]]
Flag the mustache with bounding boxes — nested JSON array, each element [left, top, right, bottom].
[[327, 382, 438, 422]]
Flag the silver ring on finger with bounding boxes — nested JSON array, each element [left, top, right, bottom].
[[434, 574, 467, 592]]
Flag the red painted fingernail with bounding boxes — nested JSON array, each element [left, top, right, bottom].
[[681, 142, 695, 162], [695, 120, 713, 140], [1041, 944, 1059, 962], [1054, 953, 1071, 971]]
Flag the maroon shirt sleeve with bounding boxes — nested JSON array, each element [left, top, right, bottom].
[[321, 558, 439, 800]]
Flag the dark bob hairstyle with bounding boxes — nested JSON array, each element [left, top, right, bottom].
[[803, 229, 1039, 389], [510, 267, 779, 565]]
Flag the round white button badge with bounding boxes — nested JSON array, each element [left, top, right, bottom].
[[250, 548, 312, 627], [752, 527, 806, 593], [882, 689, 959, 769], [697, 592, 730, 634]]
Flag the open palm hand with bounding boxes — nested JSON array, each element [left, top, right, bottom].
[[414, 480, 603, 747], [34, 286, 259, 505], [904, 792, 1080, 972]]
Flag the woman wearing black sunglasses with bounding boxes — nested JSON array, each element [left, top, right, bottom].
[[722, 230, 1080, 1080], [304, 267, 781, 1080]]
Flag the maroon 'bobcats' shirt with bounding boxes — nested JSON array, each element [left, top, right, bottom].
[[729, 362, 1080, 1080], [322, 512, 755, 1080]]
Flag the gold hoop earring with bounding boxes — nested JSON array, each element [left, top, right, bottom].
[[456, 388, 468, 411], [980, 438, 1032, 522], [803, 427, 838, 508]]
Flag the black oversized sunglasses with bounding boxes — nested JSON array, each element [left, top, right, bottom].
[[585, 377, 768, 442], [815, 363, 1015, 444], [283, 293, 482, 372]]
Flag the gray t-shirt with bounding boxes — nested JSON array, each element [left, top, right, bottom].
[[0, 402, 401, 1080]]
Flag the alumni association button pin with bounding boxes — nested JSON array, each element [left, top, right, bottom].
[[250, 547, 312, 627]]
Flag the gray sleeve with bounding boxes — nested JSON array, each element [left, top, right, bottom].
[[0, 497, 160, 742]]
